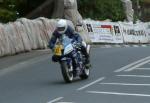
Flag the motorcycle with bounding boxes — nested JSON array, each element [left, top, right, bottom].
[[53, 34, 91, 83]]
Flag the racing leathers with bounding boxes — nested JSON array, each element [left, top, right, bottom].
[[49, 26, 90, 65]]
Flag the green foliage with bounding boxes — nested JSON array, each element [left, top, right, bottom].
[[0, 0, 126, 22], [0, 0, 20, 23], [0, 8, 16, 23], [78, 0, 126, 21], [0, 0, 47, 22], [17, 0, 47, 16]]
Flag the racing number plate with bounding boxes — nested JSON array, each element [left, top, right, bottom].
[[54, 45, 62, 56]]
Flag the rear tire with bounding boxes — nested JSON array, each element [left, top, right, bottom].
[[60, 61, 73, 83]]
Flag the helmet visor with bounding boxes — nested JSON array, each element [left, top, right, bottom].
[[57, 27, 65, 33]]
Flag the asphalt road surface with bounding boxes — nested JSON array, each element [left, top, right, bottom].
[[1, 46, 150, 103]]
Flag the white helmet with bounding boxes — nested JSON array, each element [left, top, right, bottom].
[[56, 19, 68, 34]]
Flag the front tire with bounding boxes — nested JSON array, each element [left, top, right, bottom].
[[80, 66, 90, 79], [60, 61, 73, 83], [87, 44, 91, 55]]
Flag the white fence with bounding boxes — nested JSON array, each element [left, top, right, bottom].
[[0, 18, 150, 57]]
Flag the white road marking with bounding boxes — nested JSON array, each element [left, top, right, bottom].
[[114, 56, 150, 72], [141, 45, 147, 47], [100, 82, 150, 86], [47, 97, 64, 103], [125, 59, 150, 72], [135, 68, 150, 70], [77, 77, 105, 91], [117, 75, 150, 78], [87, 91, 150, 97]]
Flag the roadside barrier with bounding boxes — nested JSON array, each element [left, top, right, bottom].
[[83, 20, 124, 43], [0, 18, 57, 57], [84, 20, 150, 44], [0, 18, 149, 57]]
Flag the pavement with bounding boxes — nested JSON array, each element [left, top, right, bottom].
[[0, 49, 51, 70], [1, 45, 150, 103]]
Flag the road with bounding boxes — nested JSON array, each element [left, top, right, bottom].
[[1, 46, 150, 103]]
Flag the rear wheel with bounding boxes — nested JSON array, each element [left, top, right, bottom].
[[60, 61, 73, 83]]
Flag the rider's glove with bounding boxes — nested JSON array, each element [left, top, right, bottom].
[[72, 41, 81, 49]]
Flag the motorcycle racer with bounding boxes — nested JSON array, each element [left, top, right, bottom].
[[48, 19, 90, 68]]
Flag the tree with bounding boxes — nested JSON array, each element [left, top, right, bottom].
[[0, 0, 21, 23], [78, 0, 125, 21], [0, 0, 126, 22], [0, 0, 47, 23]]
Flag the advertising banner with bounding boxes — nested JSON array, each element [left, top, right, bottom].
[[119, 22, 148, 43], [84, 20, 123, 43]]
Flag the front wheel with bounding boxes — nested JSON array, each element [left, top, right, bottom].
[[86, 44, 91, 55], [80, 44, 91, 79], [60, 61, 73, 83], [80, 66, 90, 79]]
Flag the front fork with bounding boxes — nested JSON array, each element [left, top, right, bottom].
[[60, 57, 74, 74], [73, 51, 84, 74]]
